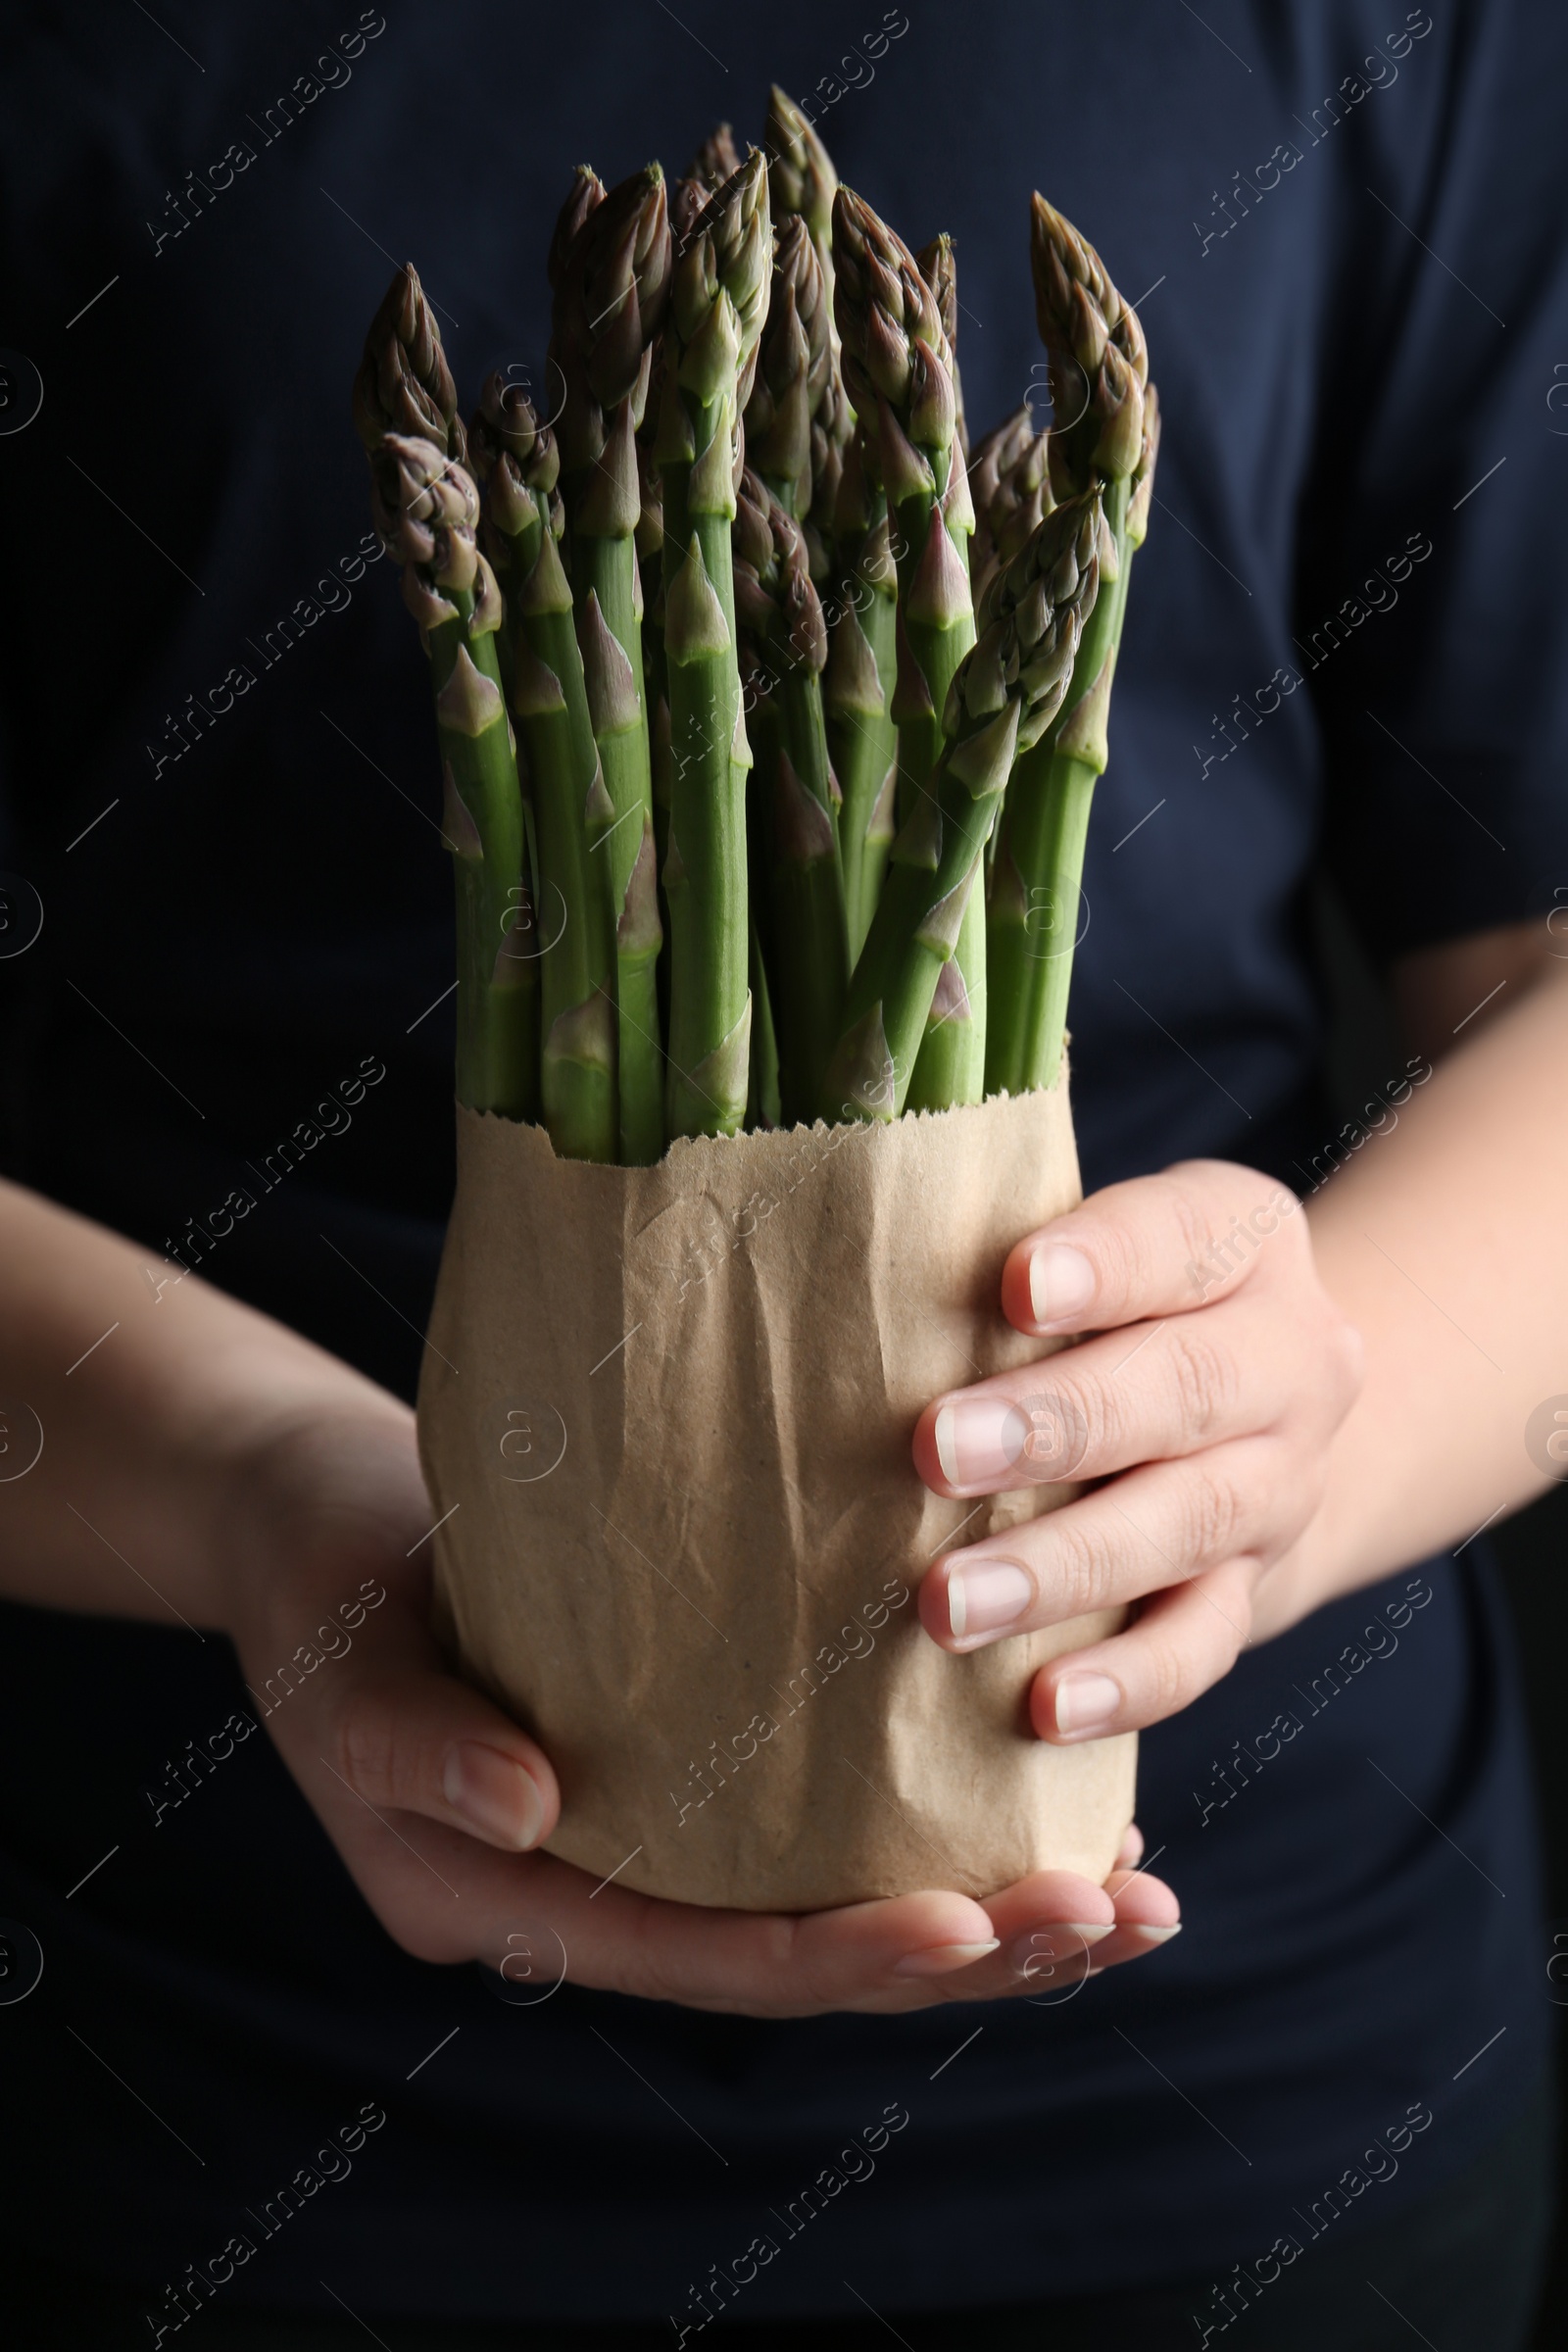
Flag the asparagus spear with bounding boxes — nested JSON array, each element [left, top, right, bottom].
[[821, 491, 1103, 1123], [507, 516, 621, 1161], [548, 164, 606, 294], [689, 122, 742, 190], [468, 371, 563, 700], [967, 403, 1036, 588], [745, 216, 833, 523], [985, 199, 1154, 1100], [746, 903, 783, 1129], [762, 87, 851, 583], [1033, 195, 1148, 503], [552, 163, 673, 1162], [733, 467, 850, 1124], [835, 193, 980, 1104], [833, 189, 974, 829], [370, 434, 536, 1118], [823, 435, 898, 958], [908, 228, 984, 1107], [655, 149, 771, 1139], [916, 232, 967, 461], [352, 264, 466, 466], [970, 404, 1055, 916], [765, 87, 837, 303], [969, 403, 1052, 610], [470, 375, 625, 1165]]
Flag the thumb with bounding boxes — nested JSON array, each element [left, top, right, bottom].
[[311, 1650, 563, 1854]]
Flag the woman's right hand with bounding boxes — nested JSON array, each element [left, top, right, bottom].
[[220, 1396, 1181, 2017]]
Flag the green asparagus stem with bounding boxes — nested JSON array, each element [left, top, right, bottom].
[[821, 491, 1103, 1123], [823, 436, 899, 958], [508, 520, 619, 1162], [985, 198, 1155, 1099], [370, 435, 535, 1118], [747, 908, 783, 1128], [578, 590, 662, 1159], [634, 334, 673, 1028], [836, 194, 981, 1104], [469, 373, 562, 714], [834, 189, 974, 828], [552, 163, 673, 1162], [352, 264, 466, 466], [656, 149, 771, 1138], [733, 468, 850, 1125], [909, 231, 984, 1107]]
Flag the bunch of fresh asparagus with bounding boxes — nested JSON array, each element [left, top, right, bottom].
[[353, 87, 1158, 1162]]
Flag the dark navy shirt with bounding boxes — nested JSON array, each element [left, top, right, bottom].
[[2, 0, 1564, 2327]]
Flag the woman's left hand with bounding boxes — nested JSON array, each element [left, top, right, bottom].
[[913, 1159, 1366, 1741]]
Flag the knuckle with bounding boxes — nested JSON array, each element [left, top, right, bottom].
[[336, 1701, 402, 1809], [1167, 1323, 1241, 1438], [1176, 1463, 1250, 1565], [1140, 1631, 1194, 1719], [1049, 1509, 1123, 1617], [1080, 1212, 1152, 1316], [1160, 1174, 1222, 1278], [1068, 1363, 1128, 1465]]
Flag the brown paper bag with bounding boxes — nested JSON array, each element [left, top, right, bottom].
[[416, 1080, 1136, 1912]]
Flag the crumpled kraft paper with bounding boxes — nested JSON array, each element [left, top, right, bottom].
[[417, 1079, 1136, 1911]]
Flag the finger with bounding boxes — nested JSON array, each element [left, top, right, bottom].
[[998, 1159, 1307, 1338], [920, 1437, 1299, 1649], [304, 1651, 562, 1857], [906, 1864, 1183, 2003], [531, 1862, 1004, 2015], [912, 1296, 1307, 1498], [1029, 1557, 1256, 1740], [1079, 1866, 1185, 1975]]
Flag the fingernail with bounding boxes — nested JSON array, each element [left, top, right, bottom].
[[947, 1558, 1034, 1642], [934, 1396, 1033, 1489], [1006, 1920, 1114, 1975], [1130, 1922, 1183, 1946], [1054, 1672, 1122, 1736], [893, 1938, 1001, 1978], [443, 1741, 545, 1850], [1028, 1243, 1097, 1328]]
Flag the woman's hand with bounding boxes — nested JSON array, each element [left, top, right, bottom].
[[913, 1159, 1365, 1741], [218, 1399, 1180, 2018]]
